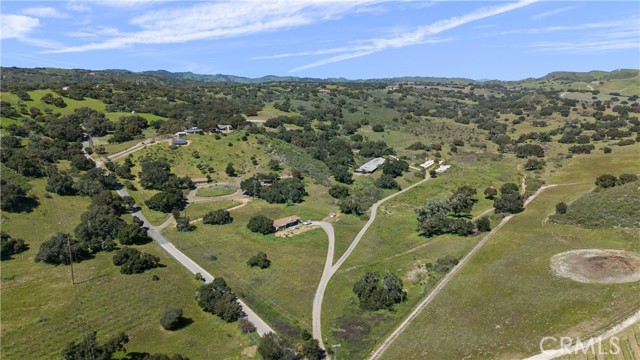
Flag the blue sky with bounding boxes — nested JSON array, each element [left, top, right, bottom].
[[1, 1, 638, 80]]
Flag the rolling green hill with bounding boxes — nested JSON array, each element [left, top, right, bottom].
[[551, 180, 640, 228]]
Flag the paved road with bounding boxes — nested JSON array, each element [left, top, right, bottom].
[[311, 221, 336, 347], [311, 175, 431, 351], [369, 185, 557, 359], [524, 309, 640, 360], [84, 139, 275, 336]]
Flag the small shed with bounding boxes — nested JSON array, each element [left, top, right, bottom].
[[172, 139, 188, 146], [273, 216, 300, 231], [217, 124, 233, 133], [191, 177, 209, 184], [185, 127, 203, 134]]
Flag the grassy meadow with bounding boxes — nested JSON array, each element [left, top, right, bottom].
[[379, 150, 640, 360], [0, 180, 253, 359]]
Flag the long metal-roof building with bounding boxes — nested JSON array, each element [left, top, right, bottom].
[[355, 157, 386, 173]]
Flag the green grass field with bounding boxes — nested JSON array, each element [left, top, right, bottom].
[[0, 180, 252, 359], [116, 132, 274, 182], [162, 197, 330, 335], [196, 187, 237, 197], [183, 200, 241, 221], [379, 151, 640, 360], [319, 153, 522, 358]]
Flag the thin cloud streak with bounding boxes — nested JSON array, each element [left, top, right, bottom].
[[289, 0, 539, 72], [45, 0, 382, 54], [531, 6, 575, 21]]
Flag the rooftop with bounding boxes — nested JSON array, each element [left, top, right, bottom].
[[356, 157, 386, 173], [273, 215, 300, 229]]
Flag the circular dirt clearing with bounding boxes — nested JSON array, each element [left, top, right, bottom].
[[550, 249, 640, 284]]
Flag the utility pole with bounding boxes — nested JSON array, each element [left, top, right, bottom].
[[67, 237, 75, 285]]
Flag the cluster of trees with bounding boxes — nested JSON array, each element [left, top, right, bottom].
[[247, 251, 271, 269], [247, 215, 275, 235], [1, 175, 34, 212], [196, 278, 242, 322], [415, 186, 479, 237], [257, 331, 322, 360], [0, 232, 29, 260], [240, 174, 307, 204], [35, 233, 91, 265], [202, 209, 233, 225], [338, 181, 383, 215], [139, 158, 191, 191], [41, 93, 67, 108], [62, 331, 128, 360], [113, 247, 161, 275], [62, 330, 189, 360], [146, 190, 185, 213], [75, 191, 127, 252], [374, 158, 410, 190], [493, 183, 525, 214], [36, 191, 151, 265], [109, 115, 149, 143], [595, 173, 638, 189], [353, 271, 407, 311]]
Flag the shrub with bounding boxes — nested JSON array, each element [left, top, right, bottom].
[[375, 173, 400, 190], [238, 318, 256, 333], [0, 232, 29, 260], [160, 308, 184, 331], [617, 173, 638, 185], [113, 247, 160, 274], [353, 271, 406, 311], [196, 278, 242, 322], [247, 251, 271, 269], [595, 174, 617, 189], [328, 184, 350, 199], [475, 217, 491, 232], [203, 210, 233, 225], [555, 202, 568, 214], [484, 187, 498, 199]]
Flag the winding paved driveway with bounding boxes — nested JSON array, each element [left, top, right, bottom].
[[312, 175, 431, 350]]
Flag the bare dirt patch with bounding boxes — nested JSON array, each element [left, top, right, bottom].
[[550, 249, 640, 284]]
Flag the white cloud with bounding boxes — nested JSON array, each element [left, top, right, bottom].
[[46, 0, 382, 53], [500, 19, 631, 35], [527, 19, 640, 53], [288, 0, 539, 72], [1, 14, 40, 39], [96, 0, 168, 7], [531, 6, 575, 21], [67, 26, 125, 39], [66, 1, 92, 12], [21, 6, 68, 19]]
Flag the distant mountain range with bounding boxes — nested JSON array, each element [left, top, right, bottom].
[[2, 66, 638, 87], [103, 69, 477, 84]]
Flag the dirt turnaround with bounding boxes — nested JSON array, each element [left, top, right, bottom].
[[550, 249, 640, 284]]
